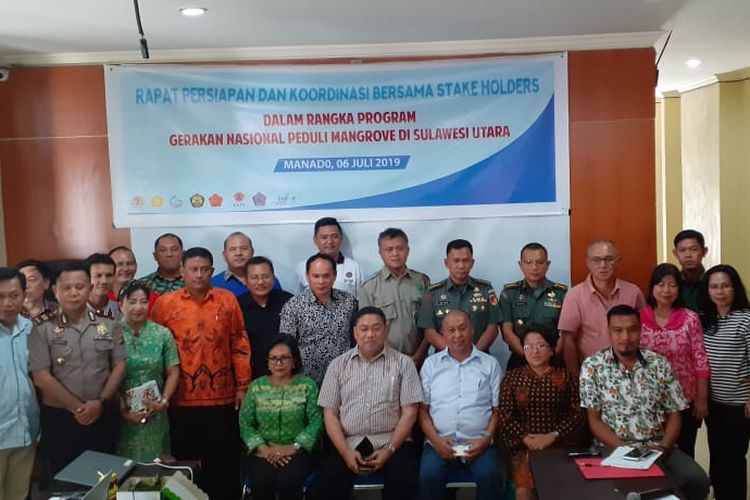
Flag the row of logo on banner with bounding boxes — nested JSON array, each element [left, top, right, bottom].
[[130, 191, 300, 210]]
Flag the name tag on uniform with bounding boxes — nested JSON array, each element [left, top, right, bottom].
[[51, 339, 68, 346]]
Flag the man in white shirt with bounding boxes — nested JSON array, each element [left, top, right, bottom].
[[418, 310, 503, 500], [295, 217, 363, 295]]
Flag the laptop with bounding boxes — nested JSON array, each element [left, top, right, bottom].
[[82, 474, 111, 500], [55, 450, 136, 487]]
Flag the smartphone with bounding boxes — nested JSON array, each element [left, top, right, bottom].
[[623, 448, 658, 461]]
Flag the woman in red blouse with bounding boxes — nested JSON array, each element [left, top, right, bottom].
[[640, 263, 709, 458]]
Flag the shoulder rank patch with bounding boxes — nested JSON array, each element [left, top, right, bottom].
[[504, 281, 522, 289], [552, 282, 568, 291], [474, 278, 492, 286], [428, 282, 443, 291], [32, 310, 57, 325]]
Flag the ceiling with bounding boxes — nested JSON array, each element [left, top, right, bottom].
[[0, 0, 748, 95]]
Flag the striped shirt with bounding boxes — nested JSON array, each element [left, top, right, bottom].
[[703, 309, 750, 405], [318, 346, 423, 450]]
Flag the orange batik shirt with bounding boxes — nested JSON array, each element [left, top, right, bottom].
[[152, 287, 252, 407]]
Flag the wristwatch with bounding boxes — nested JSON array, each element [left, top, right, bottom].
[[293, 442, 301, 451], [383, 442, 396, 454]]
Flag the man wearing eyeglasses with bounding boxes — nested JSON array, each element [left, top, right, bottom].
[[238, 256, 293, 379], [499, 242, 567, 370], [559, 239, 645, 375]]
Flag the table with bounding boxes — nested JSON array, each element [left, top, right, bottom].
[[529, 448, 680, 499]]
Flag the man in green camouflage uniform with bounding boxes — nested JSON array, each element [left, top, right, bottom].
[[499, 242, 566, 369], [417, 239, 501, 352]]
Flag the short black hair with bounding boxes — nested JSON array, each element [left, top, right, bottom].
[[16, 259, 53, 281], [108, 245, 133, 257], [607, 304, 640, 325], [521, 323, 557, 348], [267, 334, 303, 375], [378, 228, 408, 246], [354, 306, 387, 326], [86, 253, 115, 271], [673, 229, 705, 249], [118, 280, 151, 301], [313, 217, 342, 236], [305, 253, 337, 274], [446, 239, 473, 256], [520, 242, 548, 260], [245, 255, 275, 274], [646, 263, 684, 308], [154, 233, 184, 250], [182, 247, 213, 266], [0, 267, 26, 292], [53, 260, 91, 285]]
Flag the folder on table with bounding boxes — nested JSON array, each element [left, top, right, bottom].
[[575, 457, 665, 479]]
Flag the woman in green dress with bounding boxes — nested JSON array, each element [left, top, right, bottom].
[[240, 335, 322, 500], [117, 281, 180, 461]]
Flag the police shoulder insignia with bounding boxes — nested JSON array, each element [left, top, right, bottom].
[[33, 310, 57, 325]]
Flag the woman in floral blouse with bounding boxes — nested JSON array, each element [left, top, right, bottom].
[[497, 325, 586, 500], [239, 335, 322, 500], [640, 263, 709, 458]]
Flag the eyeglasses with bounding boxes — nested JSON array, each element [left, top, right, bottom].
[[589, 256, 618, 266], [523, 343, 550, 352], [268, 355, 292, 364]]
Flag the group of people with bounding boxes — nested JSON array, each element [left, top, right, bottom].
[[0, 218, 747, 500]]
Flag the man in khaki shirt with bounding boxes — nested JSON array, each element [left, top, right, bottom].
[[29, 260, 126, 478], [358, 228, 430, 365], [315, 306, 423, 500]]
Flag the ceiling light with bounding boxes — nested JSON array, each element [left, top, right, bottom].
[[180, 7, 207, 17], [686, 58, 702, 68]]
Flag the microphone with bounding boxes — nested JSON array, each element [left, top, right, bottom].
[[626, 487, 674, 500]]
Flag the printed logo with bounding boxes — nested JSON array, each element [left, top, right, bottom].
[[252, 192, 267, 207], [233, 192, 245, 203], [170, 196, 183, 208], [151, 195, 164, 208], [209, 193, 223, 207], [190, 193, 205, 208], [131, 196, 145, 209]]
